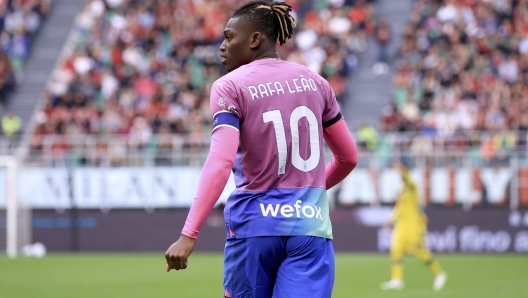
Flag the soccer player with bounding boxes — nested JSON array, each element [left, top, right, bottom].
[[164, 1, 358, 297], [380, 161, 447, 291]]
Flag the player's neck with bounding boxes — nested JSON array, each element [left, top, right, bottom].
[[251, 48, 280, 62]]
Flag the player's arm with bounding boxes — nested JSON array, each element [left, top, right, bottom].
[[181, 126, 239, 238], [165, 126, 239, 272], [401, 168, 416, 188], [323, 115, 358, 190], [165, 79, 241, 272], [390, 185, 412, 228], [386, 205, 399, 229]]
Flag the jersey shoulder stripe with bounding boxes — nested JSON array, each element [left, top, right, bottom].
[[323, 112, 342, 128]]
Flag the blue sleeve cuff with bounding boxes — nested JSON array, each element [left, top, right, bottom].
[[213, 111, 240, 132]]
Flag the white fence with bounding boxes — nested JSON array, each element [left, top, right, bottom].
[[2, 130, 528, 166]]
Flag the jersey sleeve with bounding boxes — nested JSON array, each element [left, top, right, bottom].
[[210, 79, 243, 133], [320, 79, 342, 128], [323, 118, 358, 189]]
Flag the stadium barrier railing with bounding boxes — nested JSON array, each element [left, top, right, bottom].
[[1, 131, 528, 210]]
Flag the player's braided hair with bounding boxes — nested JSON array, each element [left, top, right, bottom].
[[232, 1, 296, 46]]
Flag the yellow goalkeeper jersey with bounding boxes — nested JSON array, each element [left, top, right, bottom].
[[391, 170, 427, 228]]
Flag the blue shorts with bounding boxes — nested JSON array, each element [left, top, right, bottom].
[[223, 236, 334, 298]]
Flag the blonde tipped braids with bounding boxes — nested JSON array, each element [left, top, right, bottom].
[[233, 1, 296, 46]]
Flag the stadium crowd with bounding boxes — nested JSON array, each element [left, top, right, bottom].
[[374, 0, 528, 165], [0, 0, 51, 106], [30, 0, 376, 165]]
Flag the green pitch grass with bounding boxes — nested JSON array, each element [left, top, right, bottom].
[[1, 253, 527, 298]]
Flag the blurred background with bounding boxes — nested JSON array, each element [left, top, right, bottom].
[[0, 0, 527, 297]]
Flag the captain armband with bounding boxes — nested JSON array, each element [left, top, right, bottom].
[[212, 111, 240, 133]]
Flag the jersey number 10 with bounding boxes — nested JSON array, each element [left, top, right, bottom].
[[263, 106, 320, 175]]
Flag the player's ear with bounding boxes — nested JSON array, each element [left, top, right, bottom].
[[249, 32, 263, 49]]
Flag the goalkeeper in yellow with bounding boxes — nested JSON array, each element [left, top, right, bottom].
[[380, 161, 447, 291]]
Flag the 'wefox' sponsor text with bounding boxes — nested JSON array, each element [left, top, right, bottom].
[[260, 200, 323, 221]]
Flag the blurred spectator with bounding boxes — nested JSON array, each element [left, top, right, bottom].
[[357, 123, 378, 151], [400, 97, 420, 123], [1, 110, 21, 138], [0, 48, 15, 105], [129, 116, 152, 149], [410, 135, 433, 159], [372, 18, 390, 75]]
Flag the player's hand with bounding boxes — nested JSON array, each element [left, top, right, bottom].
[[165, 234, 197, 272], [383, 222, 393, 230]]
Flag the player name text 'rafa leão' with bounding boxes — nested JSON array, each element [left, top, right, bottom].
[[247, 75, 318, 100]]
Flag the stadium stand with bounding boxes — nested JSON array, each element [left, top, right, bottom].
[[376, 0, 528, 166], [0, 0, 51, 105], [0, 0, 52, 155], [28, 0, 376, 166]]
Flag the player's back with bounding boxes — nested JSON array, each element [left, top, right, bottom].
[[210, 58, 341, 239]]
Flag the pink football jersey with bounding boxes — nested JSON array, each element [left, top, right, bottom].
[[210, 58, 341, 238]]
